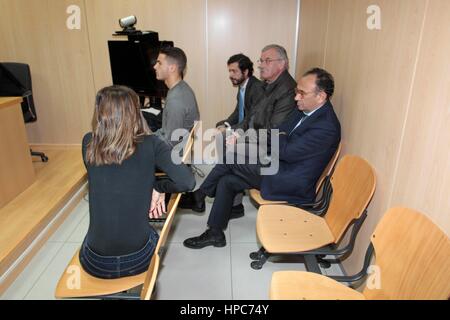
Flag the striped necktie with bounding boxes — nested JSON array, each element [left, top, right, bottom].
[[238, 87, 245, 123]]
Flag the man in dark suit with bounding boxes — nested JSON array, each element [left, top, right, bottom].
[[216, 54, 264, 130], [183, 68, 341, 249], [214, 54, 264, 215], [260, 68, 341, 204]]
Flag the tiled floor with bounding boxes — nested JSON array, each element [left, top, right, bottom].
[[1, 165, 342, 300]]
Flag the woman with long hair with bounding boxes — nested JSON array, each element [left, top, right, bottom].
[[80, 85, 195, 279]]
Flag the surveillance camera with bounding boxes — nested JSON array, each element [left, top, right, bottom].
[[119, 16, 137, 29]]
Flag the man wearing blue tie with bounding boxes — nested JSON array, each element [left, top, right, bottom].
[[180, 55, 263, 214], [216, 54, 264, 130], [207, 54, 264, 216]]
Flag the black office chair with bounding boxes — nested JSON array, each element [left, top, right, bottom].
[[0, 62, 48, 162]]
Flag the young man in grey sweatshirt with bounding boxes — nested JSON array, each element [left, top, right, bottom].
[[154, 47, 200, 147]]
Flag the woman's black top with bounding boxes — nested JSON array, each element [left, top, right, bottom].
[[81, 133, 195, 256]]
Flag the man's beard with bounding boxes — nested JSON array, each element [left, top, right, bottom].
[[230, 75, 246, 86]]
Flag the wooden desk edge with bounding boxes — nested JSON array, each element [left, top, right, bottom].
[[0, 97, 23, 110]]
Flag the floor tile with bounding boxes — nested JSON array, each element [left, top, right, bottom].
[[228, 196, 259, 243], [230, 243, 307, 300], [156, 243, 232, 300], [1, 242, 64, 300], [66, 214, 89, 243], [48, 199, 88, 243], [24, 243, 80, 300]]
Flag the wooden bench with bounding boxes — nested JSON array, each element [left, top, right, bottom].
[[270, 207, 450, 300], [250, 155, 376, 271], [249, 142, 341, 208]]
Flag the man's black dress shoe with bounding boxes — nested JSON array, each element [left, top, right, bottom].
[[191, 189, 206, 213], [178, 190, 206, 213], [230, 204, 245, 219], [178, 193, 194, 209], [183, 229, 226, 249]]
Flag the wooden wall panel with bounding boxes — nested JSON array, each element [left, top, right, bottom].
[[0, 0, 300, 142], [295, 0, 330, 77], [0, 0, 95, 144], [207, 0, 299, 129], [84, 0, 207, 121], [390, 0, 450, 235], [323, 0, 427, 275], [297, 0, 432, 274]]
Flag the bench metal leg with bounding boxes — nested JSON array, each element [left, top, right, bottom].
[[304, 255, 322, 274]]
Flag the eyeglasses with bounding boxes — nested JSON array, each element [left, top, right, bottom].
[[257, 58, 284, 65], [295, 88, 318, 97]]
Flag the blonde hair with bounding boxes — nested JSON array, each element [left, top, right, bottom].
[[86, 85, 151, 166]]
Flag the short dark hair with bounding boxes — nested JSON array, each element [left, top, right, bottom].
[[159, 47, 187, 78], [303, 68, 335, 99], [227, 54, 254, 77]]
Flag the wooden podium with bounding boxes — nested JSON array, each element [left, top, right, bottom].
[[0, 97, 35, 208]]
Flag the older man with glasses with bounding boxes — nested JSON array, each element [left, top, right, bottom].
[[226, 44, 297, 146], [219, 44, 298, 217]]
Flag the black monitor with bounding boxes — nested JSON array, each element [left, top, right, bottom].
[[108, 34, 173, 99]]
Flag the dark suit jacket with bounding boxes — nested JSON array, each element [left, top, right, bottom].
[[260, 101, 341, 205], [216, 75, 264, 130], [248, 69, 297, 131]]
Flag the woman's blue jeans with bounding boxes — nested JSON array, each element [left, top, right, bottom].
[[79, 229, 159, 279]]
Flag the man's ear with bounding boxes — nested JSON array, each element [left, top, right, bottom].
[[243, 69, 249, 78], [169, 64, 177, 74], [319, 91, 328, 103]]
